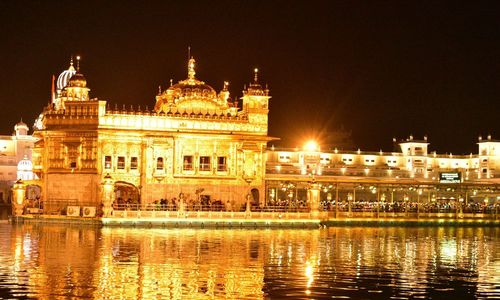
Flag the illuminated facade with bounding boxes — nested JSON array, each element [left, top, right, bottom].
[[0, 121, 36, 204], [16, 56, 500, 216], [266, 136, 500, 210], [31, 57, 273, 211]]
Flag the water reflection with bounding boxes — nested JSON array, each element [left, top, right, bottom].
[[0, 224, 498, 299]]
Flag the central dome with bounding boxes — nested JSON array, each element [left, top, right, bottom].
[[166, 57, 216, 100], [154, 57, 232, 114]]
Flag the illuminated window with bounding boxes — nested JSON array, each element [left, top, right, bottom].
[[200, 156, 211, 171], [130, 157, 138, 170], [156, 157, 164, 170], [217, 156, 227, 171], [183, 156, 193, 170], [117, 156, 125, 169], [104, 156, 112, 169], [279, 154, 291, 162]]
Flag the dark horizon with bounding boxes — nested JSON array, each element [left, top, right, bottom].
[[1, 1, 499, 154]]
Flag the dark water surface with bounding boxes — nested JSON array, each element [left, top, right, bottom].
[[0, 211, 498, 299]]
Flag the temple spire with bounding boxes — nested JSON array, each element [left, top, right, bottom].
[[188, 57, 196, 80], [254, 68, 259, 83]]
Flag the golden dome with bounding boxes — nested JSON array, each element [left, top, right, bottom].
[[67, 72, 87, 88], [166, 57, 216, 100], [155, 57, 230, 113]]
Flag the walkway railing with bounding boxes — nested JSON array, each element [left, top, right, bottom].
[[22, 202, 499, 220], [112, 203, 311, 213]]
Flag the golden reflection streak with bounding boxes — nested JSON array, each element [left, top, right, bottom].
[[4, 225, 499, 299]]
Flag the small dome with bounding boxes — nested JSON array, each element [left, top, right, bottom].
[[243, 68, 269, 96], [17, 155, 33, 172], [14, 119, 29, 136], [67, 72, 87, 88], [57, 60, 77, 90], [15, 120, 28, 130]]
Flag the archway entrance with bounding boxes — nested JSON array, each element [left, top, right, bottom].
[[26, 185, 42, 200], [251, 188, 260, 207], [114, 182, 140, 209], [26, 185, 42, 209]]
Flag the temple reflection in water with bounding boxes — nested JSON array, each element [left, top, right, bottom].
[[4, 225, 499, 299]]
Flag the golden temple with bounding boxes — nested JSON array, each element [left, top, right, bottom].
[[25, 56, 273, 216]]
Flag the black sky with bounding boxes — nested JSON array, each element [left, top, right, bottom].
[[1, 0, 499, 154]]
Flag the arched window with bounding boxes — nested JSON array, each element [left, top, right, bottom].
[[156, 157, 164, 170]]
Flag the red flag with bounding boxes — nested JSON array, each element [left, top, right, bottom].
[[51, 74, 55, 103]]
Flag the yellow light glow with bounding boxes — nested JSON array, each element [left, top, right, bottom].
[[304, 140, 319, 152]]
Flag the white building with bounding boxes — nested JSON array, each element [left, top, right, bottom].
[[0, 121, 37, 204], [266, 136, 500, 208]]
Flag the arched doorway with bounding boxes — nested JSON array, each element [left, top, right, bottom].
[[25, 184, 42, 208], [26, 185, 42, 200], [251, 188, 260, 207], [114, 182, 140, 209]]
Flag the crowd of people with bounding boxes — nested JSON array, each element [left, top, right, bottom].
[[111, 196, 499, 214], [319, 200, 499, 213], [113, 196, 237, 212]]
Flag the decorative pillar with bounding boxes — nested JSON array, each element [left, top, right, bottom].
[[376, 188, 380, 218], [458, 195, 464, 216], [495, 198, 498, 220], [101, 174, 114, 217], [347, 192, 353, 215], [245, 192, 252, 215], [308, 182, 321, 216], [178, 192, 185, 216], [353, 188, 356, 214], [417, 189, 421, 218], [12, 179, 26, 216], [335, 184, 339, 218], [243, 177, 253, 216]]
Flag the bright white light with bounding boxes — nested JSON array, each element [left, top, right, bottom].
[[304, 140, 319, 152]]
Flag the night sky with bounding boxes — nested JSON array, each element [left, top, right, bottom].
[[1, 1, 499, 154]]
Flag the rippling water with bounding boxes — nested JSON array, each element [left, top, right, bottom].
[[0, 215, 498, 299]]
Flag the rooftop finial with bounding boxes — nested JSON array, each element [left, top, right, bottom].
[[76, 55, 81, 72], [188, 57, 196, 80], [70, 56, 74, 67], [254, 68, 259, 83]]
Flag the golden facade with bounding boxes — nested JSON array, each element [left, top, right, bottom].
[[32, 57, 273, 210]]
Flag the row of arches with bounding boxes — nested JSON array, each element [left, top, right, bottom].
[[113, 181, 260, 207]]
